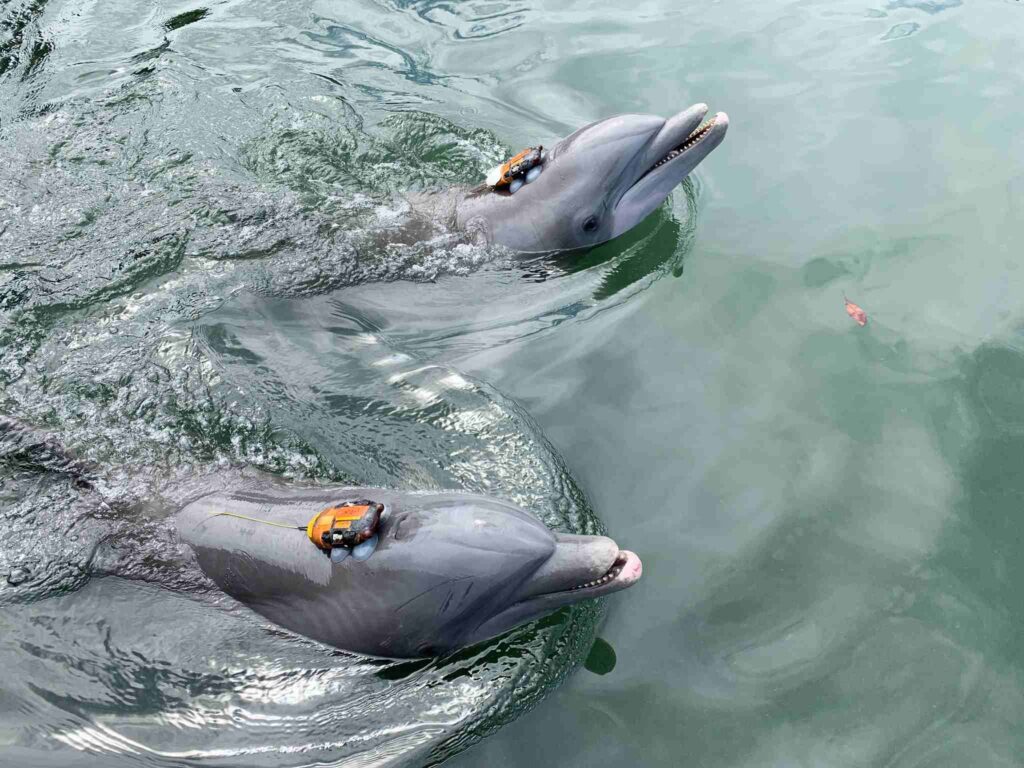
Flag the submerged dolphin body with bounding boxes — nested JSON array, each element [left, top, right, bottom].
[[176, 483, 642, 658], [442, 103, 728, 253]]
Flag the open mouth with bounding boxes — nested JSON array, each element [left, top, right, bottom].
[[509, 537, 643, 608], [553, 549, 641, 598], [568, 551, 630, 592], [639, 115, 719, 182]]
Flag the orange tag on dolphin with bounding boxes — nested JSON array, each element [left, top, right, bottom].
[[485, 146, 543, 188], [307, 502, 383, 553]]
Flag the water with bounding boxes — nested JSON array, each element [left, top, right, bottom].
[[2, 0, 1024, 766]]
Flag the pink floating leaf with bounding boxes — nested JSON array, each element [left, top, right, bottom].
[[844, 296, 867, 326]]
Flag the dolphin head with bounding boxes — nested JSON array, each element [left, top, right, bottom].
[[177, 488, 642, 658], [456, 104, 728, 253]]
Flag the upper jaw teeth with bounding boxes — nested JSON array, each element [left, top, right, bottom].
[[650, 116, 716, 170], [569, 556, 626, 591]]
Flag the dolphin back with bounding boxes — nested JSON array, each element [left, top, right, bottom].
[[176, 485, 411, 655]]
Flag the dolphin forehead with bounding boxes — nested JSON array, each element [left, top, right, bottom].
[[547, 113, 665, 186], [369, 497, 558, 619], [551, 113, 664, 159], [394, 494, 554, 552]]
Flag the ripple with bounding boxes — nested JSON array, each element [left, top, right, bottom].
[[887, 0, 962, 13], [393, 0, 531, 41], [882, 21, 921, 40]]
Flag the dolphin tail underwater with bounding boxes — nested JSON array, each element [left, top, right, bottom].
[[424, 103, 728, 253], [175, 483, 642, 658]]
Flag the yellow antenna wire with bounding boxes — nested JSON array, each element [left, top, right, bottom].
[[208, 511, 305, 530]]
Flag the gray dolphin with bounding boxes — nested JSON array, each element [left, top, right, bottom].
[[176, 482, 642, 658], [435, 103, 728, 253]]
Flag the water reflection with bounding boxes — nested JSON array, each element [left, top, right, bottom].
[[393, 0, 532, 40]]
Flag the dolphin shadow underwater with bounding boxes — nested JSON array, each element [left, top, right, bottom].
[[171, 103, 728, 658]]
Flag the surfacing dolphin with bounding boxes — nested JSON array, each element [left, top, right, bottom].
[[177, 482, 642, 658], [434, 103, 728, 253]]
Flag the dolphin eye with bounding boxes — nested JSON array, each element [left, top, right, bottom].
[[582, 216, 599, 233]]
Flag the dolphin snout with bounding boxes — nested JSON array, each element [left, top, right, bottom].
[[461, 530, 642, 650], [640, 103, 710, 169], [517, 533, 625, 599], [713, 111, 729, 134]]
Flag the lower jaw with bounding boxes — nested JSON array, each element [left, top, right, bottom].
[[523, 552, 636, 606], [568, 552, 629, 592]]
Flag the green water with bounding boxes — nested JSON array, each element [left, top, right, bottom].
[[3, 0, 1024, 765]]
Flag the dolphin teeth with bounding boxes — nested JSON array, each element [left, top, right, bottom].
[[568, 556, 627, 591], [648, 116, 717, 174]]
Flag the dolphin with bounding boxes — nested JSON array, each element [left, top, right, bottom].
[[176, 482, 642, 658], [435, 103, 728, 253]]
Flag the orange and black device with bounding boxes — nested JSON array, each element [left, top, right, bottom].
[[210, 499, 385, 558], [487, 146, 543, 188], [306, 500, 384, 554]]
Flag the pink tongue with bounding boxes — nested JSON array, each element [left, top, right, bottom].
[[619, 551, 643, 582]]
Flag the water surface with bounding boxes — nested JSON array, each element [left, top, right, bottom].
[[3, 0, 1024, 766]]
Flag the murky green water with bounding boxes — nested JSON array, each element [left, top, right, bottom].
[[3, 0, 1024, 765]]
